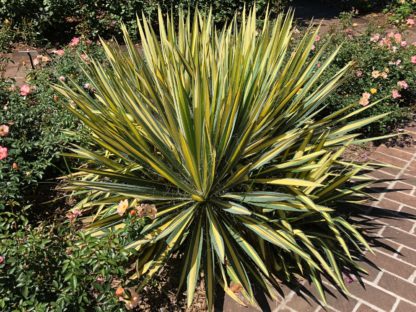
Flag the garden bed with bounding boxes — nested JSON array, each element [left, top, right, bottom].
[[1, 2, 416, 311]]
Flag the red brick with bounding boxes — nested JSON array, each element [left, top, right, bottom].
[[378, 272, 416, 302], [355, 303, 378, 312], [367, 169, 396, 180], [380, 167, 402, 177], [397, 246, 416, 265], [396, 300, 416, 312], [384, 192, 416, 209], [370, 181, 390, 190], [324, 291, 358, 312], [286, 285, 321, 312], [369, 152, 408, 167], [366, 251, 415, 279], [406, 162, 416, 171], [395, 182, 415, 195], [383, 227, 416, 249], [372, 209, 415, 232], [400, 205, 416, 213], [399, 206, 416, 223], [400, 145, 416, 154], [376, 198, 401, 211], [347, 280, 396, 310], [403, 167, 416, 176], [358, 260, 381, 282], [399, 174, 416, 186], [373, 239, 401, 257], [376, 146, 414, 161]]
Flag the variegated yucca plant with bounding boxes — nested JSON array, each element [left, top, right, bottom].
[[56, 7, 388, 310]]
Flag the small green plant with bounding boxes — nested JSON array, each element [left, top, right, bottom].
[[0, 21, 14, 53], [385, 0, 416, 22], [0, 220, 134, 311], [57, 8, 389, 309]]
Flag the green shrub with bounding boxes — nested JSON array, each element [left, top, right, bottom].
[[0, 221, 134, 311], [385, 0, 416, 22], [57, 9, 388, 309], [317, 23, 416, 136], [0, 21, 14, 53], [0, 41, 104, 211], [0, 0, 288, 44], [319, 0, 390, 12]]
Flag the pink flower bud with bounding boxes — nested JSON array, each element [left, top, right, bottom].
[[0, 146, 8, 160], [69, 37, 80, 47]]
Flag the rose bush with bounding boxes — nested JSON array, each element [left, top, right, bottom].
[[0, 0, 288, 45], [316, 23, 416, 136], [0, 39, 104, 211]]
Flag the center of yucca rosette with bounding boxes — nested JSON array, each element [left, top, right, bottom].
[[191, 194, 206, 202]]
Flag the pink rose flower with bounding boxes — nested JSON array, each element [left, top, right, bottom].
[[20, 84, 31, 96], [397, 80, 409, 90], [311, 44, 316, 51], [66, 209, 82, 223], [69, 37, 80, 47], [394, 33, 402, 44], [392, 89, 401, 99], [407, 18, 415, 27], [371, 70, 380, 79], [401, 41, 407, 47], [117, 199, 129, 216], [0, 125, 9, 137], [355, 70, 363, 77], [359, 92, 371, 106], [52, 49, 65, 56], [379, 38, 391, 48], [370, 34, 380, 42], [0, 255, 4, 264], [0, 146, 8, 160], [59, 76, 66, 82], [315, 35, 321, 42], [387, 32, 394, 38], [411, 56, 416, 64], [80, 53, 90, 63]]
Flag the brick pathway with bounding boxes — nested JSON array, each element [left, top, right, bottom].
[[1, 51, 37, 85], [221, 129, 416, 312]]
